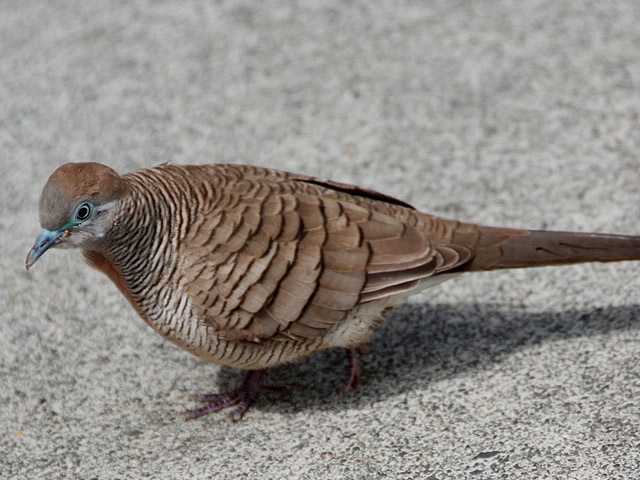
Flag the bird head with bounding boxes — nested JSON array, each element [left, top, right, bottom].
[[26, 162, 129, 269]]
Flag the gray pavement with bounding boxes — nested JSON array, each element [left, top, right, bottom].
[[2, 1, 640, 478]]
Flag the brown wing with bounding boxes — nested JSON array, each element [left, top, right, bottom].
[[181, 171, 472, 342]]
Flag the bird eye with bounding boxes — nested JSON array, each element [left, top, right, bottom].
[[75, 202, 93, 221]]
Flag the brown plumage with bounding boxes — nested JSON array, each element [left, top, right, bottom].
[[26, 162, 640, 420]]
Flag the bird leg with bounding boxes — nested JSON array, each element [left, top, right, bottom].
[[186, 344, 369, 420], [340, 343, 368, 395], [185, 369, 291, 421]]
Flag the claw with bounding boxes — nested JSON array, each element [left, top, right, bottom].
[[184, 369, 292, 421]]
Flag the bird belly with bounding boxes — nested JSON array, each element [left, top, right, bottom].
[[141, 273, 461, 370]]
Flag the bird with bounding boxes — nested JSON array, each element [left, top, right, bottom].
[[26, 162, 640, 421]]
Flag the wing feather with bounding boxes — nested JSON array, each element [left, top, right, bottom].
[[180, 166, 476, 342]]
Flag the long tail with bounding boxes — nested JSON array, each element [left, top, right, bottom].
[[453, 225, 640, 272]]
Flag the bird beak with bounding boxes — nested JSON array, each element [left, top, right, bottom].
[[25, 229, 65, 270]]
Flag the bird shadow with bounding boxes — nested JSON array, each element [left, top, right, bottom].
[[211, 301, 640, 416]]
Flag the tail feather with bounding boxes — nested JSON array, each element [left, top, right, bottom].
[[457, 225, 640, 272]]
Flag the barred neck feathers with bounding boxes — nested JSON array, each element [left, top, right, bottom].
[[101, 166, 224, 308]]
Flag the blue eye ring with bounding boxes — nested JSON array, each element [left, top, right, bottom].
[[74, 202, 93, 221]]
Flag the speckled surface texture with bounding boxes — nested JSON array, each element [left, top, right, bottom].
[[2, 1, 640, 478]]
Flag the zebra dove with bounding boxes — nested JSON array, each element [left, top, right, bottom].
[[26, 162, 640, 420]]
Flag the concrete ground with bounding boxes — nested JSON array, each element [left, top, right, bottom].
[[2, 1, 640, 478]]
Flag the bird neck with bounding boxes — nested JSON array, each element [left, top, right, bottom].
[[99, 176, 178, 295]]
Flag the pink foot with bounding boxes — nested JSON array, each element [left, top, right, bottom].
[[184, 370, 291, 421], [340, 344, 368, 395]]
